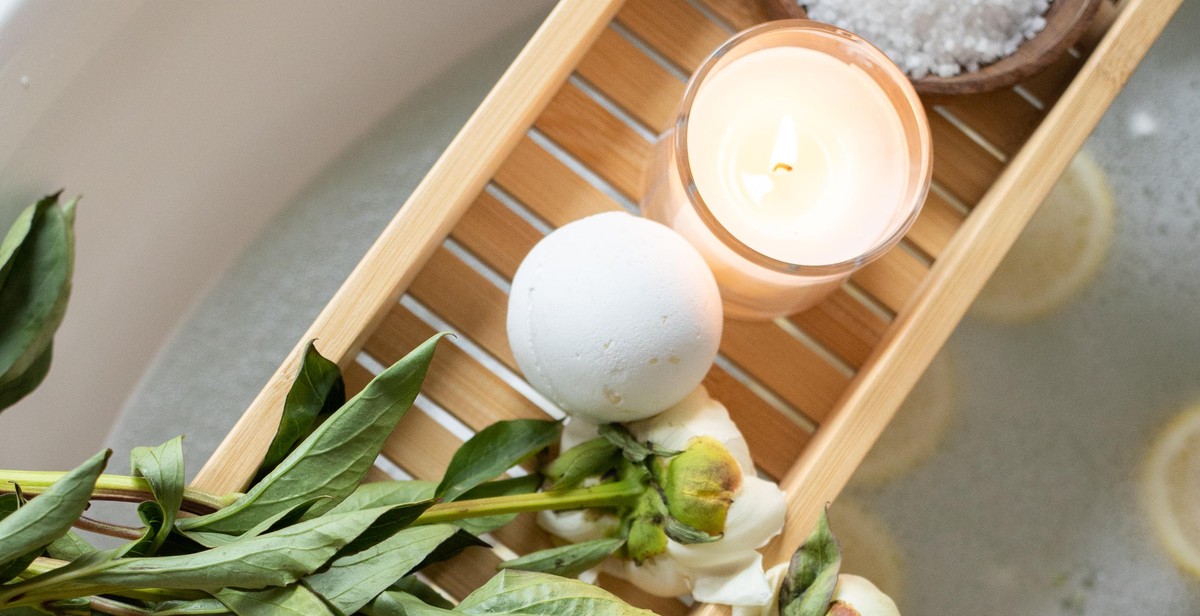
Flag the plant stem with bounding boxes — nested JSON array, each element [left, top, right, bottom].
[[413, 478, 644, 525], [86, 595, 154, 616], [75, 516, 144, 540], [0, 470, 235, 513]]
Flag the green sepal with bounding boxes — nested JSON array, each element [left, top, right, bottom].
[[779, 508, 842, 616]]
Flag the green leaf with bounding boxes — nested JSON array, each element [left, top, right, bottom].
[[129, 435, 185, 556], [0, 502, 428, 608], [367, 591, 455, 616], [116, 500, 167, 558], [44, 529, 95, 561], [0, 194, 44, 287], [0, 607, 49, 615], [305, 524, 462, 614], [255, 340, 345, 481], [780, 509, 842, 616], [542, 437, 620, 490], [0, 450, 107, 572], [455, 570, 655, 615], [0, 343, 51, 413], [178, 334, 447, 534], [436, 419, 560, 502], [0, 193, 76, 398], [213, 585, 335, 616], [327, 481, 437, 516], [0, 496, 38, 585], [150, 598, 232, 615], [388, 576, 453, 609], [498, 537, 624, 578], [182, 498, 326, 549]]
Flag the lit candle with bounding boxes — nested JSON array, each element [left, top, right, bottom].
[[643, 21, 932, 320]]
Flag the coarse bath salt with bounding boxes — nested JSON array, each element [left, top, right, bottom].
[[802, 0, 1052, 78]]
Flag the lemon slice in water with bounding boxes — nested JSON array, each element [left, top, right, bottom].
[[1143, 405, 1200, 579], [971, 150, 1115, 323], [829, 498, 906, 606], [850, 351, 957, 487]]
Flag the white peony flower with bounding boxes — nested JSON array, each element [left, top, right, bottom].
[[826, 574, 901, 616], [731, 570, 902, 616], [538, 386, 787, 609]]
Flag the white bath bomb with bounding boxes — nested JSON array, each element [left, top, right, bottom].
[[507, 212, 722, 423]]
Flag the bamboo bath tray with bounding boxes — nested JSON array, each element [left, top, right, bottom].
[[194, 0, 1180, 613]]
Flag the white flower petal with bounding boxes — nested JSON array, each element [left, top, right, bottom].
[[561, 416, 602, 451], [603, 554, 691, 597], [830, 574, 901, 616], [668, 476, 786, 569], [732, 563, 787, 616], [689, 552, 774, 606], [537, 509, 618, 544], [629, 386, 755, 472]]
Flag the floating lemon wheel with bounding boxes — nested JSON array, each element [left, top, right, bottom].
[[1143, 404, 1200, 579], [971, 150, 1115, 323]]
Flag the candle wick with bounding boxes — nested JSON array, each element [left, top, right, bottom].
[[772, 162, 793, 174]]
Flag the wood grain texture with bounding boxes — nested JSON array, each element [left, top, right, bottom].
[[694, 0, 770, 31], [933, 90, 1045, 157], [928, 110, 1007, 205], [365, 305, 548, 429], [789, 289, 889, 370], [577, 27, 683, 133], [615, 0, 727, 73], [193, 0, 625, 494], [849, 247, 927, 314], [535, 82, 651, 200], [450, 191, 544, 280], [493, 136, 619, 228], [907, 191, 967, 260]]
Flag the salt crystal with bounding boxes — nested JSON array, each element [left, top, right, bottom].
[[803, 0, 1053, 78]]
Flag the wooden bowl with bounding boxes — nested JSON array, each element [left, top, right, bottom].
[[762, 0, 1103, 96]]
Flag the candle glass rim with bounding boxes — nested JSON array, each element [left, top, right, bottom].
[[672, 19, 933, 276]]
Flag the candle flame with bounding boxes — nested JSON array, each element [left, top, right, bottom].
[[770, 115, 797, 174]]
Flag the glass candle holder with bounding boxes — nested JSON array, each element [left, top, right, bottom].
[[642, 20, 932, 320]]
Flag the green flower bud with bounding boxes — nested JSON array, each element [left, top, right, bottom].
[[662, 436, 742, 537], [625, 489, 669, 564]]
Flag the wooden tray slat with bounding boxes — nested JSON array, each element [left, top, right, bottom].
[[848, 247, 927, 314], [615, 0, 728, 73], [450, 192, 544, 280], [494, 136, 619, 228], [907, 191, 966, 260], [409, 247, 517, 370], [1020, 48, 1087, 107], [365, 307, 548, 429], [693, 0, 770, 31], [578, 27, 683, 133], [721, 321, 848, 422], [535, 83, 650, 201], [928, 111, 1007, 205], [789, 289, 889, 370], [935, 89, 1045, 157]]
